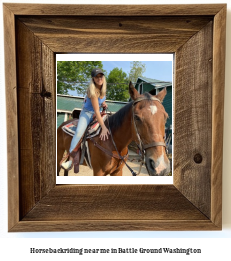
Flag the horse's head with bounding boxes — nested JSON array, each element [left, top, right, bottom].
[[129, 82, 170, 176]]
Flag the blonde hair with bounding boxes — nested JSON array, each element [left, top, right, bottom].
[[87, 76, 107, 98]]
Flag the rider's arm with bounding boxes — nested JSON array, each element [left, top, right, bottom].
[[91, 96, 109, 140]]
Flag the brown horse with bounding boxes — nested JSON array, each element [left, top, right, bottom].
[[57, 82, 170, 176]]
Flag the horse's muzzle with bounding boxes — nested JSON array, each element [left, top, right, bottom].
[[146, 155, 170, 176]]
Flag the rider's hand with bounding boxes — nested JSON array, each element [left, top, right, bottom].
[[100, 126, 110, 141], [102, 101, 108, 110]]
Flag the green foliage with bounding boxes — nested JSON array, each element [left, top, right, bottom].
[[57, 61, 103, 95], [129, 61, 146, 83], [106, 67, 130, 101]]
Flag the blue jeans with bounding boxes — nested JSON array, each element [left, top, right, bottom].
[[69, 108, 94, 153]]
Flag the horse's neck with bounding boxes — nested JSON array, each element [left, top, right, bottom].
[[111, 108, 134, 152]]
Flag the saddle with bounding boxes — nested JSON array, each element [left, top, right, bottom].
[[60, 111, 108, 173]]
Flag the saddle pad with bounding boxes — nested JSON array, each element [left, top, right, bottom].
[[62, 115, 108, 139], [62, 119, 78, 136], [88, 114, 108, 135]]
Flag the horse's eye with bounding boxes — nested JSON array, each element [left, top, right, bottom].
[[134, 115, 141, 122]]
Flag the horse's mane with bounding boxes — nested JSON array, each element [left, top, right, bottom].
[[107, 92, 168, 132], [107, 101, 133, 133], [107, 92, 154, 132]]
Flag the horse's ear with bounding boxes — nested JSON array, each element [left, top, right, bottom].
[[129, 81, 140, 100], [155, 88, 167, 102]]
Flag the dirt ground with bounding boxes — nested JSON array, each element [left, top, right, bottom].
[[59, 151, 149, 176]]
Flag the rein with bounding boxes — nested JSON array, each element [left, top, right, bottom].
[[89, 109, 130, 173], [89, 136, 128, 161], [107, 118, 138, 176]]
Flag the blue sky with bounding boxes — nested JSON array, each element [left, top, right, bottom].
[[102, 60, 172, 82]]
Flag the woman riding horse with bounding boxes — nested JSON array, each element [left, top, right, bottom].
[[58, 81, 170, 176], [61, 68, 110, 170]]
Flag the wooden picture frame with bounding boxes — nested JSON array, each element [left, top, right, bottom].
[[4, 3, 226, 231]]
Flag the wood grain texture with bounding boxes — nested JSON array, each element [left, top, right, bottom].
[[4, 3, 226, 231], [174, 22, 213, 218], [11, 220, 218, 232], [3, 4, 19, 231], [18, 16, 213, 53], [16, 19, 56, 219], [211, 5, 226, 228], [12, 185, 219, 232], [22, 185, 207, 221], [3, 3, 226, 16]]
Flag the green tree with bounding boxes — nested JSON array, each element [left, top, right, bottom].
[[129, 61, 146, 83], [57, 61, 103, 95], [106, 67, 129, 101]]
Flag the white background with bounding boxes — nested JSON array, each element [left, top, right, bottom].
[[0, 0, 231, 260]]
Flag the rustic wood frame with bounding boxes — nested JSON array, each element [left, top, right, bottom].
[[4, 4, 226, 232]]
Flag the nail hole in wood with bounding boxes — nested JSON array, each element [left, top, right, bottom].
[[194, 153, 203, 164]]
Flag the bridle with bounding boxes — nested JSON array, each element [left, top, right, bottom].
[[130, 97, 167, 175]]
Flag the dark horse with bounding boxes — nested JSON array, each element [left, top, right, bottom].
[[57, 82, 170, 176]]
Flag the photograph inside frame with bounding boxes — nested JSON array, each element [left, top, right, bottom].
[[56, 54, 173, 185]]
